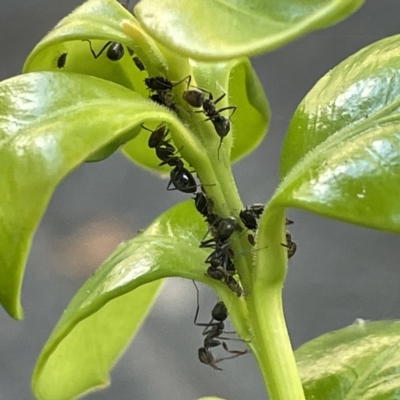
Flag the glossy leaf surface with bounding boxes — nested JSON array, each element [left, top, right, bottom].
[[135, 0, 364, 61], [24, 0, 269, 171], [23, 0, 148, 94], [32, 201, 244, 400], [0, 71, 184, 318], [296, 319, 400, 399], [273, 34, 400, 234]]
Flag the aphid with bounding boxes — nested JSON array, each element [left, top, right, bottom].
[[57, 53, 67, 69], [247, 233, 256, 246], [132, 56, 145, 71]]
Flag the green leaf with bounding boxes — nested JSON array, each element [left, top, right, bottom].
[[273, 34, 400, 234], [191, 58, 269, 163], [135, 0, 364, 61], [122, 58, 269, 170], [0, 71, 187, 319], [23, 0, 161, 94], [32, 201, 245, 400], [296, 319, 400, 399]]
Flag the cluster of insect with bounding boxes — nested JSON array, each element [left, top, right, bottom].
[[55, 0, 297, 371]]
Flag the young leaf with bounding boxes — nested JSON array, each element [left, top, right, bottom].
[[296, 319, 400, 399], [32, 201, 246, 400], [190, 58, 270, 163], [0, 71, 188, 319], [135, 0, 364, 61], [122, 58, 270, 169], [23, 0, 151, 93], [273, 34, 400, 234]]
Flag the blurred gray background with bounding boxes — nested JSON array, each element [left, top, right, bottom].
[[1, 1, 400, 399]]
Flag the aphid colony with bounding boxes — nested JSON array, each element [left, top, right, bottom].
[[62, 13, 297, 370]]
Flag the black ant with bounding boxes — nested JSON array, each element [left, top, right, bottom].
[[145, 76, 188, 114], [83, 39, 125, 61], [81, 1, 145, 68], [141, 124, 169, 149], [182, 78, 236, 158], [240, 204, 293, 232], [193, 285, 247, 369], [193, 192, 209, 217], [57, 53, 67, 69], [200, 218, 244, 296], [142, 124, 183, 167], [281, 231, 297, 259], [167, 164, 198, 194], [239, 208, 258, 231], [193, 191, 221, 229], [83, 39, 144, 71], [145, 76, 174, 92], [200, 217, 239, 249], [142, 124, 202, 194], [239, 204, 266, 231]]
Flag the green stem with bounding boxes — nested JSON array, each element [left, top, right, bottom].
[[160, 57, 303, 399], [246, 206, 305, 400], [247, 289, 305, 400]]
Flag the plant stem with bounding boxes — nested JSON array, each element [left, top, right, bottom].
[[247, 288, 305, 400], [245, 206, 305, 400]]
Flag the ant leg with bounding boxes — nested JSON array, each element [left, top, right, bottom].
[[193, 280, 201, 325], [222, 341, 248, 355], [192, 281, 220, 333], [218, 105, 237, 118], [173, 75, 192, 88], [82, 39, 112, 59], [198, 347, 223, 371], [214, 348, 248, 366], [212, 91, 226, 105]]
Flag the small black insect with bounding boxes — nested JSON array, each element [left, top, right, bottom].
[[281, 231, 297, 259], [132, 56, 145, 71], [193, 286, 247, 369], [193, 192, 209, 217], [200, 217, 238, 249], [145, 76, 174, 92], [182, 77, 236, 157], [239, 209, 258, 231], [247, 233, 256, 246], [146, 76, 189, 114], [141, 124, 169, 149], [167, 165, 197, 194], [57, 53, 67, 69], [83, 40, 125, 61]]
